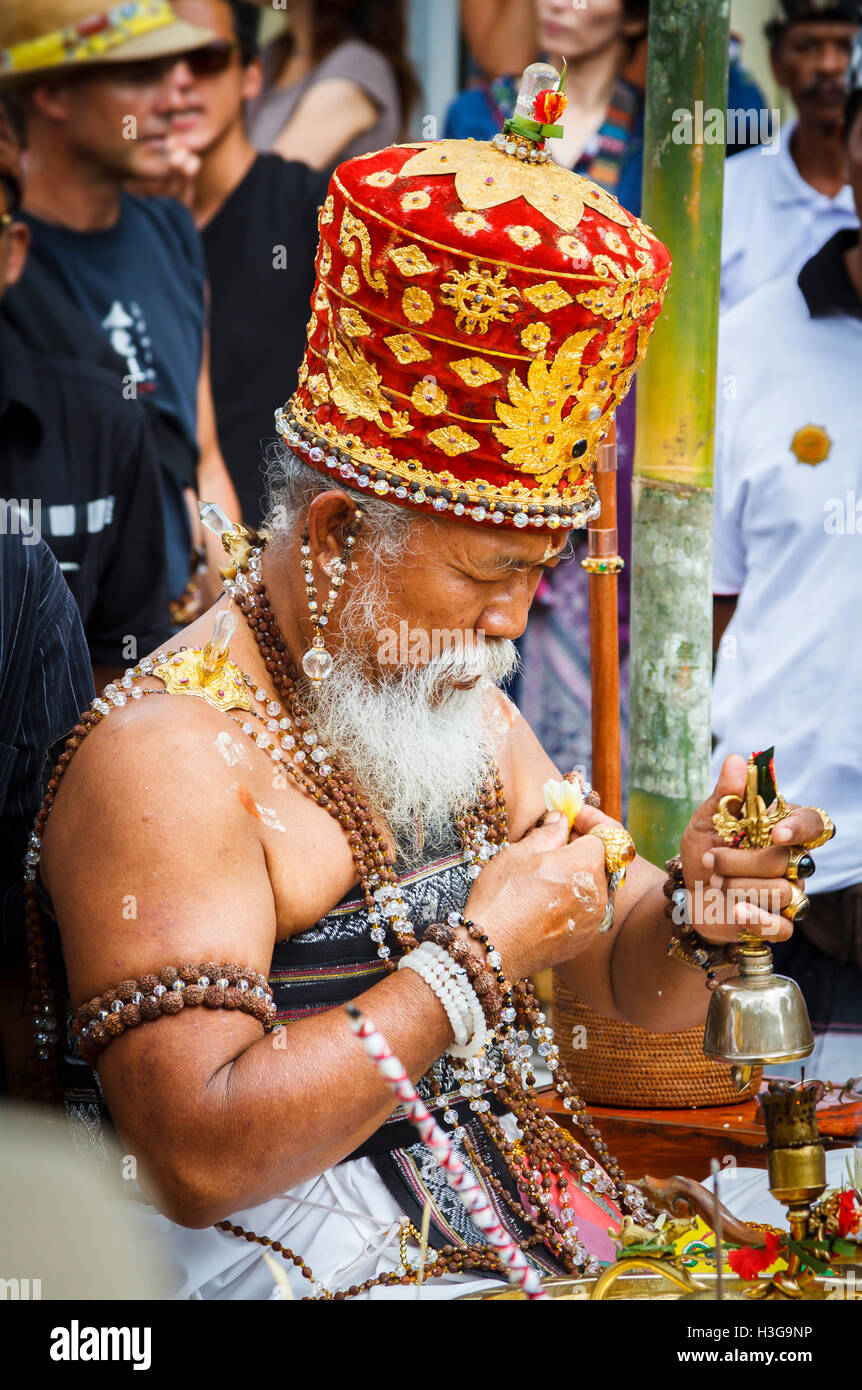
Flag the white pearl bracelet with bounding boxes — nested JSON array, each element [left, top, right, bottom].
[[398, 941, 488, 1058], [399, 945, 471, 1045], [420, 941, 487, 1058]]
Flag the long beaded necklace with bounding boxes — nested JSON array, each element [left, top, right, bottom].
[[23, 537, 656, 1298]]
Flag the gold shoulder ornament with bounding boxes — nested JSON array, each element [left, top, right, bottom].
[[153, 609, 252, 715]]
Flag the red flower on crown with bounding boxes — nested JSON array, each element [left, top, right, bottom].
[[534, 88, 567, 124]]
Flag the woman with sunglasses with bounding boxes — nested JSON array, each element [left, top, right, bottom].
[[246, 0, 419, 171]]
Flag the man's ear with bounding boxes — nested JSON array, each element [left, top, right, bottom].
[[4, 221, 29, 289], [28, 78, 78, 124], [242, 57, 263, 105]]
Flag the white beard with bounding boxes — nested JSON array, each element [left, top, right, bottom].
[[301, 637, 520, 867]]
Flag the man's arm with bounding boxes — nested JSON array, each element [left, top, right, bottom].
[[40, 696, 453, 1228], [196, 330, 242, 597], [499, 694, 751, 1031], [713, 594, 738, 655], [459, 0, 536, 79], [86, 403, 172, 680]]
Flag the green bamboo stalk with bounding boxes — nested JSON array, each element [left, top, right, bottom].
[[628, 0, 730, 868]]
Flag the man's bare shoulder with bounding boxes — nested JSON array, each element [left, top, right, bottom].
[[40, 691, 265, 884], [40, 686, 360, 986]]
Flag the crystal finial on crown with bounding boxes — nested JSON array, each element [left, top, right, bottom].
[[199, 500, 240, 538], [513, 62, 560, 120]]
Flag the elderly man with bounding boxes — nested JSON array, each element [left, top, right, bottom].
[[31, 114, 829, 1300]]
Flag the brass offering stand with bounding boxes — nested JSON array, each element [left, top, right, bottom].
[[460, 1078, 861, 1300], [470, 1081, 860, 1301]]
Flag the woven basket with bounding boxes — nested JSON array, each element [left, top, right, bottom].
[[553, 978, 762, 1109]]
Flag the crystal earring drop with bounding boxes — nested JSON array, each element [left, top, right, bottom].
[[300, 508, 362, 683]]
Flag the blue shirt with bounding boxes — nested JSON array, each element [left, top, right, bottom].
[[22, 194, 205, 457]]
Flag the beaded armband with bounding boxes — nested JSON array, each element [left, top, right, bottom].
[[74, 961, 278, 1066]]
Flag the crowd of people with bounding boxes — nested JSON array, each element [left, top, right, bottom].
[[0, 0, 859, 1300]]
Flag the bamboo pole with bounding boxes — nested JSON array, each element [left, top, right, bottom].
[[586, 423, 622, 822], [628, 0, 730, 867]]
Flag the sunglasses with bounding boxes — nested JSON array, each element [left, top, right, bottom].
[[108, 40, 239, 86]]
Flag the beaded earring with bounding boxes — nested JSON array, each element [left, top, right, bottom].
[[299, 507, 363, 683]]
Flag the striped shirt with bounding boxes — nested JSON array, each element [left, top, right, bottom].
[[0, 536, 93, 945]]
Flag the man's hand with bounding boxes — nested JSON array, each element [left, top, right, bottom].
[[463, 810, 610, 980], [680, 754, 829, 945]]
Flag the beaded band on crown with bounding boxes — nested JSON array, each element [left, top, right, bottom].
[[277, 406, 600, 530]]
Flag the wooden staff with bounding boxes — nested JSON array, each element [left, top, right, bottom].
[[584, 420, 622, 821]]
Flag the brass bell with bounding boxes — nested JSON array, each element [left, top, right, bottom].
[[703, 939, 813, 1087], [706, 749, 816, 1089]]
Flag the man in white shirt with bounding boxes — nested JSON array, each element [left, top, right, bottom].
[[711, 37, 862, 1079], [721, 0, 859, 312]]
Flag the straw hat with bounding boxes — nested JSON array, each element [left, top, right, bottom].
[[0, 0, 214, 88]]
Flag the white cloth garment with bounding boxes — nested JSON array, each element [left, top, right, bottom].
[[711, 268, 862, 894], [720, 120, 857, 312], [133, 1116, 532, 1301]]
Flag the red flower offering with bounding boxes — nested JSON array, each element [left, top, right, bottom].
[[727, 1231, 782, 1279], [838, 1190, 860, 1238], [534, 88, 568, 124]]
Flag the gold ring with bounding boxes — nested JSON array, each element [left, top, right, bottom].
[[800, 807, 834, 850], [782, 881, 810, 922], [586, 824, 636, 876], [786, 847, 816, 882]]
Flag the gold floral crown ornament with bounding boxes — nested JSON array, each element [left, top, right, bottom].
[[279, 63, 671, 531]]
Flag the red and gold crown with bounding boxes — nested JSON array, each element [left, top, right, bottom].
[[277, 66, 671, 531]]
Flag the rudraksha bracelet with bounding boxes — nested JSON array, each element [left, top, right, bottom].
[[424, 916, 512, 1028], [73, 961, 278, 1065]]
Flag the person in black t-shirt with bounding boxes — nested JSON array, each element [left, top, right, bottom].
[[0, 1, 242, 603], [168, 1, 328, 525], [0, 132, 171, 682]]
